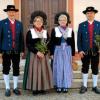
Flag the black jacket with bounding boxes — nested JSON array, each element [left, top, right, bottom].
[[49, 28, 75, 56], [26, 30, 49, 54]]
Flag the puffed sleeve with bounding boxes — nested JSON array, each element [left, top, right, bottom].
[[26, 30, 38, 54]]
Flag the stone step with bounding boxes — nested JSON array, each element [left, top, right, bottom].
[[0, 70, 100, 80], [73, 71, 100, 79], [0, 60, 82, 71], [0, 71, 24, 80], [1, 60, 99, 72], [72, 79, 100, 88], [0, 59, 100, 89], [0, 59, 25, 71], [0, 79, 100, 89]]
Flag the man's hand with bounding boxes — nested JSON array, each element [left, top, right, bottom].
[[20, 52, 24, 58], [0, 53, 2, 57], [79, 51, 85, 58], [98, 50, 100, 54]]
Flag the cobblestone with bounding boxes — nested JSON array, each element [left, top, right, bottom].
[[0, 88, 100, 100]]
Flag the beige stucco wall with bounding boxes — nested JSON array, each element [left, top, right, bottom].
[[73, 0, 100, 51], [0, 0, 14, 20]]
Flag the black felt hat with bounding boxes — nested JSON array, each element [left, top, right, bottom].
[[83, 6, 98, 14], [4, 5, 19, 12]]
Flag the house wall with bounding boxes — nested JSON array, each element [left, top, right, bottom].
[[73, 0, 100, 51], [73, 0, 100, 31], [0, 0, 14, 19], [14, 0, 21, 20]]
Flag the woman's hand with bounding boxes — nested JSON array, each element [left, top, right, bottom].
[[50, 55, 53, 59], [37, 51, 44, 59]]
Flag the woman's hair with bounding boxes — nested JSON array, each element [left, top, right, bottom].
[[32, 16, 44, 28], [33, 16, 43, 23], [30, 11, 47, 25], [54, 11, 71, 25], [58, 14, 67, 21]]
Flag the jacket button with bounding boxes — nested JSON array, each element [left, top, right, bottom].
[[8, 30, 10, 33], [8, 39, 10, 42], [8, 35, 10, 38], [8, 44, 11, 47]]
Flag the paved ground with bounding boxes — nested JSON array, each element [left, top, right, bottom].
[[0, 88, 100, 100]]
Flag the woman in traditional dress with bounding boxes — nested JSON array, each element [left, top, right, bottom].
[[49, 12, 75, 93], [23, 11, 53, 95]]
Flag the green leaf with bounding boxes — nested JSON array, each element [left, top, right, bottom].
[[35, 41, 48, 54]]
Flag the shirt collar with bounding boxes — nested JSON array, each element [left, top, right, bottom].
[[9, 18, 15, 24], [88, 20, 94, 25]]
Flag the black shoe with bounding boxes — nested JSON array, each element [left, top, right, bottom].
[[13, 88, 21, 95], [80, 86, 87, 94], [56, 88, 62, 93], [92, 87, 100, 94], [39, 90, 46, 94], [63, 88, 68, 93], [5, 89, 11, 97], [54, 85, 57, 89], [32, 91, 39, 95]]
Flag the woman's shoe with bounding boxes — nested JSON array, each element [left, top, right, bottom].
[[39, 90, 46, 94], [56, 88, 62, 93], [32, 91, 39, 95], [63, 88, 68, 93]]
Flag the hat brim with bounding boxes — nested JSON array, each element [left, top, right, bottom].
[[4, 9, 19, 12], [83, 10, 98, 14]]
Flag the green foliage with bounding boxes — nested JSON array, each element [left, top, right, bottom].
[[35, 41, 48, 54], [95, 35, 100, 49], [95, 35, 100, 42]]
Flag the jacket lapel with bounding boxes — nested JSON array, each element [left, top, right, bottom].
[[84, 21, 89, 39], [93, 20, 99, 35]]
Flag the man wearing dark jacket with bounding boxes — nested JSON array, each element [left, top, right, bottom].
[[0, 5, 24, 97], [77, 6, 100, 94]]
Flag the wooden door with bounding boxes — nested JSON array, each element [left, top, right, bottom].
[[21, 0, 67, 35]]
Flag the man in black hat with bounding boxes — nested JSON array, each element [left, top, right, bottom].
[[77, 6, 100, 94], [0, 5, 24, 97]]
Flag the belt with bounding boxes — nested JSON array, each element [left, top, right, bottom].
[[2, 50, 19, 54], [85, 49, 98, 56]]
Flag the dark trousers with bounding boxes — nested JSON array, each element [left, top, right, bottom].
[[81, 53, 99, 75], [2, 53, 20, 76]]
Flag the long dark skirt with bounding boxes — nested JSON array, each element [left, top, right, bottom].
[[23, 52, 53, 91]]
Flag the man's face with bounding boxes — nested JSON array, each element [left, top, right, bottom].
[[7, 11, 16, 20], [86, 11, 95, 21]]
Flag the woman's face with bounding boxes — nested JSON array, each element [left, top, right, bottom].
[[33, 16, 43, 28], [58, 15, 68, 27]]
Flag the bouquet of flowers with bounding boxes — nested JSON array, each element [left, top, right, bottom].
[[95, 35, 100, 49], [35, 40, 48, 54]]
